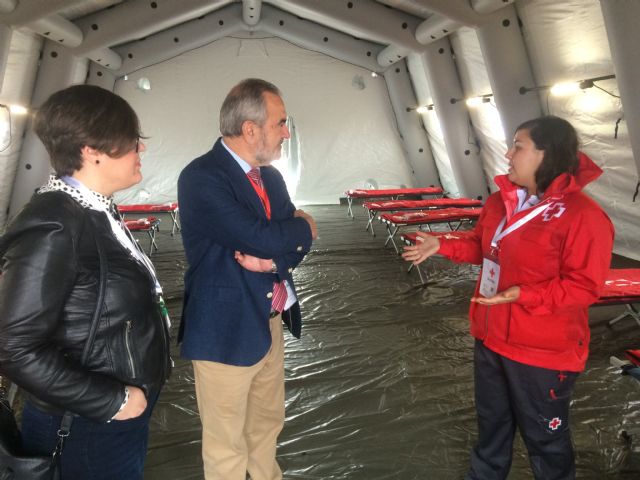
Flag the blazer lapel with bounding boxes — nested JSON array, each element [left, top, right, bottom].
[[212, 139, 267, 219]]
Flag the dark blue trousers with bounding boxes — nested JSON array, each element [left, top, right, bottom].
[[21, 394, 158, 480], [466, 340, 578, 480]]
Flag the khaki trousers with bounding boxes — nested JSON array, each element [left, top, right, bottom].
[[193, 315, 285, 480]]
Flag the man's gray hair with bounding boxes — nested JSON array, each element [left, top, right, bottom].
[[220, 78, 282, 136]]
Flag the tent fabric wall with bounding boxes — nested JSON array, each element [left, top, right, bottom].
[[0, 0, 638, 260], [113, 36, 416, 205], [517, 0, 639, 260], [0, 29, 41, 228]]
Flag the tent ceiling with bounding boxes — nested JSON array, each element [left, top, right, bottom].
[[0, 0, 513, 72]]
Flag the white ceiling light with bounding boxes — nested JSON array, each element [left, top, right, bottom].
[[136, 77, 152, 92]]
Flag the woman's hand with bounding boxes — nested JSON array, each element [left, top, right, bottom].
[[401, 232, 440, 265], [471, 285, 521, 305], [112, 386, 147, 420], [234, 251, 273, 273]]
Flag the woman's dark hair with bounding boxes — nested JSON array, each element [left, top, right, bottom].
[[34, 84, 141, 176], [515, 115, 579, 193]]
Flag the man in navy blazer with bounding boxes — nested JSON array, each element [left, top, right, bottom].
[[177, 78, 316, 480]]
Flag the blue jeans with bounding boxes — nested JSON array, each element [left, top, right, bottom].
[[21, 393, 158, 480]]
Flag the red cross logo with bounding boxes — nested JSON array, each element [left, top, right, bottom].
[[489, 268, 495, 278], [542, 202, 566, 222], [549, 417, 562, 430]]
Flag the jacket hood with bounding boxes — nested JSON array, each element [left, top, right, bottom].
[[494, 151, 603, 220]]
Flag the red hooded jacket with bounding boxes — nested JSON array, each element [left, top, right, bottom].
[[438, 153, 614, 372]]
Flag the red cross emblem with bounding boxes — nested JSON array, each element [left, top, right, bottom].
[[548, 417, 562, 430], [542, 202, 566, 222], [489, 268, 495, 278]]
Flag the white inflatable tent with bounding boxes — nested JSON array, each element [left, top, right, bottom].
[[0, 0, 639, 259]]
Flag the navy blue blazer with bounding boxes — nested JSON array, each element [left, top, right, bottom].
[[177, 139, 313, 366]]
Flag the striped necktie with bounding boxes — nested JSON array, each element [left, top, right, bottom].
[[247, 167, 262, 188], [246, 168, 288, 313]]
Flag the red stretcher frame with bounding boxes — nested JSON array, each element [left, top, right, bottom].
[[125, 216, 161, 256], [362, 197, 482, 236], [344, 187, 443, 219], [118, 202, 180, 236], [379, 207, 482, 254]]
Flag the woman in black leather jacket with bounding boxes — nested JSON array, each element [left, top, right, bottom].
[[0, 85, 171, 479]]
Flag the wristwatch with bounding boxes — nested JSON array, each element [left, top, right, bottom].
[[271, 260, 277, 273]]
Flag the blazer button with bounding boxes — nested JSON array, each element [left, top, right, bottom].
[[266, 292, 273, 299], [296, 245, 303, 252], [287, 268, 293, 273]]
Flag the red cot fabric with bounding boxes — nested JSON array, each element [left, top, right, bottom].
[[125, 216, 158, 231], [381, 207, 482, 225], [364, 198, 481, 211], [118, 202, 178, 213], [598, 269, 640, 299], [346, 187, 443, 198]]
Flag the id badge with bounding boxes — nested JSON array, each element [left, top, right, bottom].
[[479, 257, 500, 298]]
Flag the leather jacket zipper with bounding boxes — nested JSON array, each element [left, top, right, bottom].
[[125, 320, 137, 378]]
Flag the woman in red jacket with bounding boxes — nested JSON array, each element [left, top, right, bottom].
[[403, 116, 614, 480]]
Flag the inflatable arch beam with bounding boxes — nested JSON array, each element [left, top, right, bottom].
[[600, 0, 640, 176], [8, 41, 87, 218], [476, 5, 541, 142], [384, 61, 440, 187], [242, 0, 262, 27], [266, 0, 423, 67], [415, 38, 488, 200], [0, 23, 9, 92]]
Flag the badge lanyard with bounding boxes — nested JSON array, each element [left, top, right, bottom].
[[61, 176, 170, 327], [479, 201, 551, 298]]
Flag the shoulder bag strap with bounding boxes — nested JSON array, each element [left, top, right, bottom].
[[54, 218, 108, 456]]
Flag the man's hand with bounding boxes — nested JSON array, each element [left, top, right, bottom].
[[401, 232, 440, 265], [295, 209, 318, 239], [112, 386, 147, 421], [471, 285, 521, 305], [234, 251, 273, 272]]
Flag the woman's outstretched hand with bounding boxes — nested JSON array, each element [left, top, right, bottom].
[[401, 232, 440, 265], [471, 285, 521, 305]]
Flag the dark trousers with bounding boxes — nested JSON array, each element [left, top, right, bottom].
[[21, 393, 158, 480], [466, 340, 578, 480]]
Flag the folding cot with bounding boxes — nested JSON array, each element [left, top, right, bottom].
[[125, 216, 161, 256], [344, 187, 443, 218], [379, 207, 482, 253], [118, 202, 181, 235], [362, 197, 482, 236], [400, 231, 476, 283], [594, 268, 640, 328]]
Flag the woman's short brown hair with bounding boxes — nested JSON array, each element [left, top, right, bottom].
[[34, 84, 141, 176], [515, 115, 579, 193]]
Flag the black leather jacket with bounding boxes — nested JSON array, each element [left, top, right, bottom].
[[0, 191, 171, 422]]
